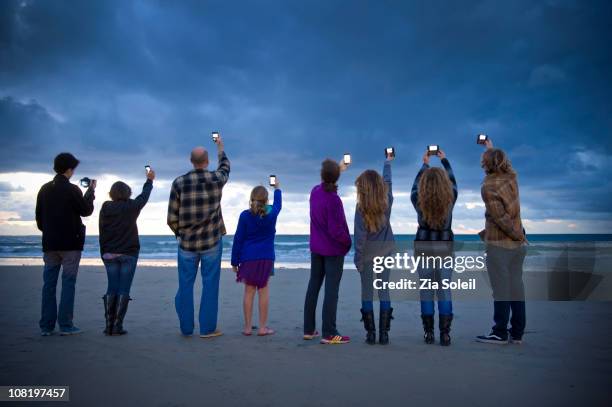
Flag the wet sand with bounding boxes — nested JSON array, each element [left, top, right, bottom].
[[0, 265, 611, 407]]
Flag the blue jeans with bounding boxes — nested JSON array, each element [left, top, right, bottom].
[[418, 265, 453, 316], [40, 251, 82, 331], [175, 240, 223, 335], [103, 255, 138, 295]]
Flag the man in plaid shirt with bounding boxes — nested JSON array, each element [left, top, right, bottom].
[[167, 136, 230, 338]]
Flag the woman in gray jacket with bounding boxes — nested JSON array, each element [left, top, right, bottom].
[[353, 154, 394, 345]]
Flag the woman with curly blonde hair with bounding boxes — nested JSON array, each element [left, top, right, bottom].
[[354, 154, 394, 345], [411, 148, 457, 346]]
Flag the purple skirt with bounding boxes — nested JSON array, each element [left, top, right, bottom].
[[236, 260, 274, 289]]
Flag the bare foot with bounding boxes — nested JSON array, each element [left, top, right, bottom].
[[257, 327, 275, 336]]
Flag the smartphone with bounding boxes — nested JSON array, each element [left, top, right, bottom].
[[269, 175, 277, 187], [145, 165, 151, 174], [211, 131, 220, 142], [385, 147, 395, 158], [79, 177, 91, 188], [343, 153, 352, 165], [427, 145, 440, 156], [476, 134, 488, 144]]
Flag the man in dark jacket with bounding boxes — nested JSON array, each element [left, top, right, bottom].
[[35, 152, 96, 336]]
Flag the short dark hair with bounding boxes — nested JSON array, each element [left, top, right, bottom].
[[109, 181, 132, 201], [53, 152, 80, 174], [321, 159, 340, 192]]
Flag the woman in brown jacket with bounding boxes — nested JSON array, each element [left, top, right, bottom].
[[476, 139, 528, 345]]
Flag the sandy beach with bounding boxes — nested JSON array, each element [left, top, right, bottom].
[[1, 264, 611, 407]]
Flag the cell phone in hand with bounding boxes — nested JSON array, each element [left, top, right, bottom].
[[427, 145, 440, 156], [343, 153, 352, 165], [476, 134, 488, 145], [385, 147, 395, 158], [79, 177, 91, 188], [211, 131, 220, 142], [269, 175, 277, 187]]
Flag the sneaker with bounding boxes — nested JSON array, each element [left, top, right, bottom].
[[40, 330, 54, 337], [59, 326, 82, 336], [320, 334, 350, 344], [510, 337, 523, 344], [303, 331, 320, 340], [475, 333, 508, 344]]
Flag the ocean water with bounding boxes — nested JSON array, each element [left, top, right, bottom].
[[1, 235, 611, 268]]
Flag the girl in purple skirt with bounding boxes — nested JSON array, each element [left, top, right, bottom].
[[231, 182, 282, 336]]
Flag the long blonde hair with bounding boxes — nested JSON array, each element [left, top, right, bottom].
[[249, 186, 269, 217], [355, 170, 388, 233], [417, 168, 453, 230]]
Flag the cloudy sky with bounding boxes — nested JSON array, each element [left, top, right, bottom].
[[1, 0, 611, 235]]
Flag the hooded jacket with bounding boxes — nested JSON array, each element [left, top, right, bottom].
[[99, 180, 153, 257]]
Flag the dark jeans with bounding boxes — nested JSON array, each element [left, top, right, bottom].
[[304, 253, 345, 337], [103, 255, 138, 295], [486, 244, 527, 339], [40, 251, 82, 331]]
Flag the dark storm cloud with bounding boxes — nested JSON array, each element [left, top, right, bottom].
[[0, 0, 611, 223]]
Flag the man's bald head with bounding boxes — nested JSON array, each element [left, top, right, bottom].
[[190, 147, 209, 169]]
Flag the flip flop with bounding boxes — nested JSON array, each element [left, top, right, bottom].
[[257, 327, 275, 336], [199, 330, 223, 339]]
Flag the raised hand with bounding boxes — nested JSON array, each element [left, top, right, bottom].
[[423, 151, 430, 165], [146, 168, 156, 181]]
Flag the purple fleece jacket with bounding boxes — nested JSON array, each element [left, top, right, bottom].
[[309, 183, 352, 256]]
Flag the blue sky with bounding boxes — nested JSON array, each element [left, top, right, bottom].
[[1, 0, 611, 235]]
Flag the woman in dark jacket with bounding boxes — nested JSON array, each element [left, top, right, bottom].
[[411, 149, 457, 346], [99, 168, 155, 336]]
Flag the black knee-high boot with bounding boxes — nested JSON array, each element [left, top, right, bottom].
[[421, 314, 435, 344], [360, 309, 376, 345], [379, 308, 393, 345], [111, 295, 130, 336], [103, 294, 118, 335], [439, 314, 453, 346]]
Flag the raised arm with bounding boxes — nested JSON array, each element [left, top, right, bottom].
[[212, 136, 230, 185], [213, 151, 231, 185], [271, 188, 282, 216], [383, 160, 393, 208], [411, 163, 429, 208], [440, 157, 458, 202], [133, 179, 153, 212], [167, 180, 180, 237]]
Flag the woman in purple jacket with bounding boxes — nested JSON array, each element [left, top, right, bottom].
[[303, 159, 352, 344]]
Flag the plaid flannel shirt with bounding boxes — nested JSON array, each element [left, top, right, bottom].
[[167, 151, 230, 251], [480, 172, 525, 246]]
